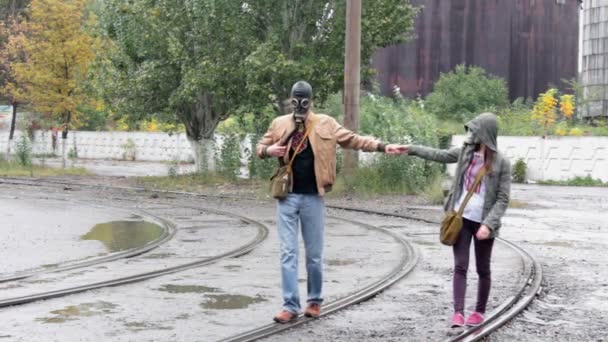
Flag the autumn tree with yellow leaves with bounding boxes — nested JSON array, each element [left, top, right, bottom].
[[532, 88, 577, 137], [0, 16, 28, 157], [532, 88, 558, 137], [12, 0, 97, 166], [559, 94, 575, 119]]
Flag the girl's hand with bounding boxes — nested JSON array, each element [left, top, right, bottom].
[[476, 225, 491, 240], [385, 144, 409, 155]]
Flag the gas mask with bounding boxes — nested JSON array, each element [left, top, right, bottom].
[[291, 98, 311, 123], [290, 81, 313, 125], [465, 129, 481, 145]]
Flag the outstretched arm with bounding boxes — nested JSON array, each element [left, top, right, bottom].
[[405, 145, 461, 164], [334, 121, 385, 152]]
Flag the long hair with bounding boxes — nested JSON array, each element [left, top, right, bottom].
[[474, 144, 495, 173]]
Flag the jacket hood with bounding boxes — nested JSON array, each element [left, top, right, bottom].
[[465, 112, 498, 152]]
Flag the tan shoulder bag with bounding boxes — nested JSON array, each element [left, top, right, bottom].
[[440, 168, 486, 246], [270, 120, 315, 199]]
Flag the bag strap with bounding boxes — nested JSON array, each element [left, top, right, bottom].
[[456, 167, 487, 216], [286, 118, 316, 169]]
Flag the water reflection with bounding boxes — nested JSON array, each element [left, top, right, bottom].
[[200, 294, 266, 310], [81, 221, 164, 252], [325, 258, 357, 266], [37, 301, 118, 324], [158, 284, 219, 294]]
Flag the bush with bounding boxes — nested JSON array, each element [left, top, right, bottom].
[[121, 139, 136, 161], [339, 95, 443, 195], [425, 64, 509, 122], [497, 98, 542, 136], [167, 158, 179, 177], [512, 158, 527, 183], [215, 134, 242, 180], [540, 175, 606, 187], [15, 135, 32, 167]]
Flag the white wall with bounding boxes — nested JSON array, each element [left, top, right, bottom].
[[0, 130, 250, 160], [2, 130, 607, 182], [449, 135, 608, 182]]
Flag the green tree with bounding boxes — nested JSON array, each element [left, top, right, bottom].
[[0, 0, 29, 19], [425, 64, 509, 122], [241, 0, 418, 118], [97, 0, 418, 172], [98, 0, 251, 171]]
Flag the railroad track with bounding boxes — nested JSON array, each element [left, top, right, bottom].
[[220, 215, 418, 342], [0, 200, 176, 284], [0, 196, 269, 308], [326, 211, 543, 342], [0, 177, 542, 341]]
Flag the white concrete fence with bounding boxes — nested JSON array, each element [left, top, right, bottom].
[[1, 130, 606, 182], [449, 135, 608, 182]]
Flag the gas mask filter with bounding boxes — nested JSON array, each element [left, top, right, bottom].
[[291, 98, 311, 123]]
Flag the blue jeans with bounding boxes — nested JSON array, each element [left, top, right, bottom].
[[277, 193, 325, 314]]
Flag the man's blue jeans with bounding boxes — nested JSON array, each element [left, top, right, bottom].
[[277, 193, 325, 314]]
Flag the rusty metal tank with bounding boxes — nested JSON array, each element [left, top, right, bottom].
[[372, 0, 581, 101]]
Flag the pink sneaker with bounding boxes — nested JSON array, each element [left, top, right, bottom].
[[465, 312, 485, 326], [451, 312, 465, 328]]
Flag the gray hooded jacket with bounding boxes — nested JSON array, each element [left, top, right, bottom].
[[408, 113, 511, 238]]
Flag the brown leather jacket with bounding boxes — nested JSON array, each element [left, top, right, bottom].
[[256, 112, 384, 196]]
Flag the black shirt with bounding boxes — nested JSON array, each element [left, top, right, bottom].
[[290, 139, 318, 194]]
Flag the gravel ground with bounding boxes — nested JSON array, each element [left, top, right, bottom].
[[0, 175, 606, 341], [0, 184, 404, 341], [0, 193, 162, 276], [263, 211, 524, 342]]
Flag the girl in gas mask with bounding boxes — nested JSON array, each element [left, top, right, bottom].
[[401, 113, 511, 328]]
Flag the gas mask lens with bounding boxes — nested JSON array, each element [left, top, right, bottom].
[[291, 98, 310, 109]]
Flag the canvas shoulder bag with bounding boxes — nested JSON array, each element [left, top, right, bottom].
[[440, 168, 486, 246], [270, 119, 315, 199]]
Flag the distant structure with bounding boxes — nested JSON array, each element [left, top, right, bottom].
[[579, 0, 608, 119], [372, 0, 580, 102]]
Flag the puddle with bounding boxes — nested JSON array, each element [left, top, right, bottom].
[[413, 239, 435, 246], [326, 258, 357, 266], [26, 278, 53, 284], [0, 283, 22, 290], [37, 301, 118, 324], [175, 313, 191, 320], [124, 321, 173, 331], [144, 253, 176, 259], [81, 221, 164, 252], [539, 241, 574, 248], [157, 284, 219, 294], [224, 265, 242, 270], [200, 294, 267, 310], [180, 239, 204, 243]]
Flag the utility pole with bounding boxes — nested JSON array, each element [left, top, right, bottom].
[[343, 0, 361, 180]]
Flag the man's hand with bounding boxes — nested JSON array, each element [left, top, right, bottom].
[[385, 144, 409, 155], [476, 225, 491, 240], [266, 143, 287, 158]]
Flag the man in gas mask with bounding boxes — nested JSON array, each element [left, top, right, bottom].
[[257, 80, 405, 323]]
